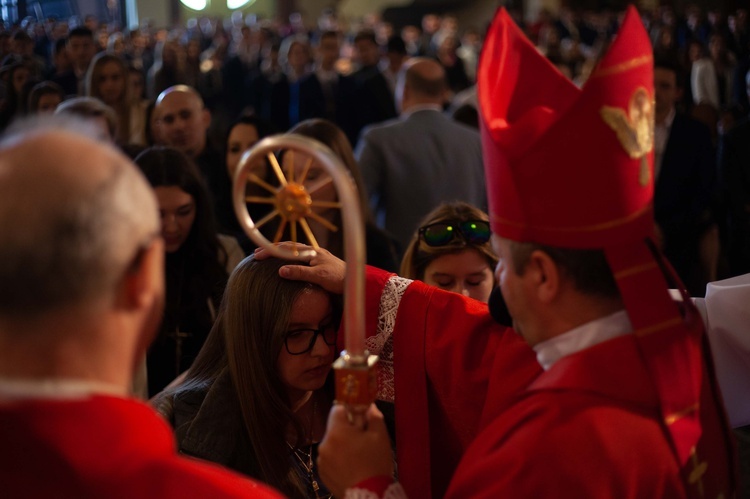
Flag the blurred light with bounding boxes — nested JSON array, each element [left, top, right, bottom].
[[227, 0, 254, 9], [180, 0, 208, 11]]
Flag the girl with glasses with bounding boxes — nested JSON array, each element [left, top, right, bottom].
[[151, 256, 341, 499], [401, 201, 497, 303]]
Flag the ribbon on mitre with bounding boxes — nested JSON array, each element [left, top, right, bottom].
[[478, 6, 704, 467]]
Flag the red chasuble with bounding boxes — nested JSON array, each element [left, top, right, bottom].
[[445, 333, 733, 498], [0, 395, 283, 498], [360, 266, 542, 498]]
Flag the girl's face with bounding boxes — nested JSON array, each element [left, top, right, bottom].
[[36, 93, 62, 113], [422, 248, 495, 303], [12, 67, 30, 95], [226, 123, 260, 177], [97, 61, 125, 105], [276, 289, 336, 404], [155, 186, 196, 253]]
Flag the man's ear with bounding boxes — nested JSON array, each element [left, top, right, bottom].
[[527, 249, 561, 305], [117, 239, 165, 311], [201, 108, 211, 131]]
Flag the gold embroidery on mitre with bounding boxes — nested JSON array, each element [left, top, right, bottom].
[[600, 87, 654, 187], [664, 403, 700, 425]]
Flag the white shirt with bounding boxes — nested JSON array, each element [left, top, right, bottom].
[[0, 378, 126, 401], [533, 310, 633, 371]]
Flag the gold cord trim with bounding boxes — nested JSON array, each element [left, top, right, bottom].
[[664, 403, 700, 426], [592, 54, 653, 79], [614, 262, 658, 280], [634, 317, 682, 337], [490, 205, 650, 233]]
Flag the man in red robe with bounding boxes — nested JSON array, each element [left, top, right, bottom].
[[263, 6, 737, 498], [0, 118, 282, 499]]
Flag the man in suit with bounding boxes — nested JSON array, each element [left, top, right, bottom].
[[156, 85, 234, 232], [52, 27, 95, 96], [721, 67, 750, 275], [0, 117, 281, 499], [298, 31, 358, 145], [653, 59, 716, 295], [355, 57, 485, 253], [350, 30, 398, 137]]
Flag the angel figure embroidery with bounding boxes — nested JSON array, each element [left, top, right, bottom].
[[600, 87, 654, 187]]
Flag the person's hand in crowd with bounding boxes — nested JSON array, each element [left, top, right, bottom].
[[254, 242, 346, 294], [317, 404, 394, 498]]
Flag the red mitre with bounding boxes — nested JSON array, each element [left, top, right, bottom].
[[478, 5, 721, 477]]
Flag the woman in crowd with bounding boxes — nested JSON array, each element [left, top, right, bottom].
[[86, 52, 146, 145], [224, 113, 277, 252], [152, 256, 340, 498], [0, 55, 32, 131], [27, 81, 65, 114], [135, 146, 243, 396], [287, 118, 400, 271], [400, 201, 497, 303]]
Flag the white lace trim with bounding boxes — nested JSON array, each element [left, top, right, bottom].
[[344, 482, 407, 499], [365, 276, 412, 403]]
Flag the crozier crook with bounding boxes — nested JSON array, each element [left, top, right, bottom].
[[233, 134, 378, 425]]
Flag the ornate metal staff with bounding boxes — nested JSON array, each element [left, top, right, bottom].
[[233, 134, 377, 422]]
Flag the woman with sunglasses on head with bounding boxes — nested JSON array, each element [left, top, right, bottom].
[[151, 256, 342, 499], [401, 201, 497, 303]]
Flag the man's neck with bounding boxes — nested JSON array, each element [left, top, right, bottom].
[[0, 309, 135, 394]]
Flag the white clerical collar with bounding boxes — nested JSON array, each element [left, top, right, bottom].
[[533, 310, 633, 371], [0, 377, 126, 401], [402, 104, 443, 119]]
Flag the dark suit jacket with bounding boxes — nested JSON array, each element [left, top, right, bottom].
[[654, 113, 715, 294], [51, 70, 80, 97], [298, 72, 359, 146], [720, 117, 750, 274], [351, 65, 397, 137]]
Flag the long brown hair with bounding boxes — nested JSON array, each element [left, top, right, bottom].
[[288, 118, 377, 259], [86, 52, 130, 144], [400, 201, 498, 281], [175, 256, 340, 498]]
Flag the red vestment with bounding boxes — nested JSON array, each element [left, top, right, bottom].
[[0, 395, 283, 498], [445, 333, 734, 498], [361, 267, 542, 498], [362, 267, 734, 498]]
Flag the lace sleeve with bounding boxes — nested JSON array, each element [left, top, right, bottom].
[[344, 483, 407, 499], [364, 276, 412, 403]]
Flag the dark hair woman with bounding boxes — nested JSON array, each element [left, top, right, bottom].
[[286, 118, 400, 271], [224, 113, 278, 253], [152, 256, 341, 498], [135, 146, 243, 396]]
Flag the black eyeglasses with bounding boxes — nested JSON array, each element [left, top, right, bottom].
[[284, 324, 338, 355], [418, 220, 491, 247]]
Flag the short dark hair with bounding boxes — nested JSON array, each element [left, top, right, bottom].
[[386, 35, 406, 55], [654, 57, 684, 88], [509, 241, 620, 299], [354, 30, 378, 46], [68, 27, 94, 41]]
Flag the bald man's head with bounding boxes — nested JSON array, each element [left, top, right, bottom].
[[396, 57, 447, 112], [0, 119, 160, 317], [155, 85, 210, 158]]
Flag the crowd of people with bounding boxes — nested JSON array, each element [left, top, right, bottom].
[[0, 2, 749, 498]]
